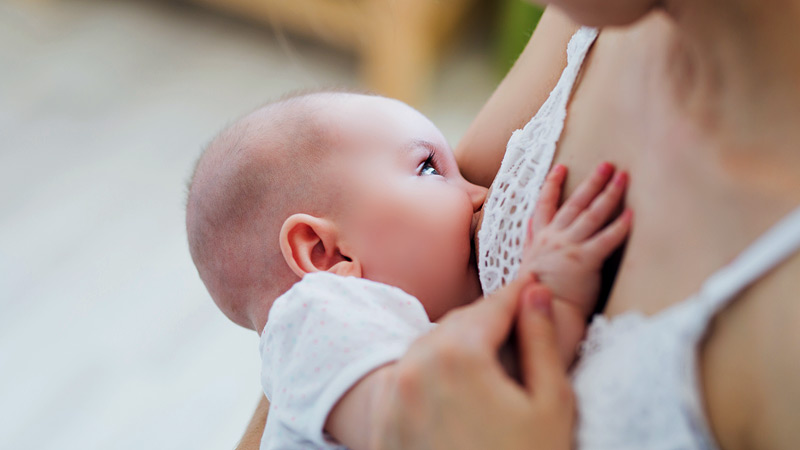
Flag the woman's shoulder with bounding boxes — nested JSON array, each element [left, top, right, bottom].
[[700, 251, 800, 450]]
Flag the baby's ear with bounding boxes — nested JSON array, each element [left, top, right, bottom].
[[279, 213, 361, 278]]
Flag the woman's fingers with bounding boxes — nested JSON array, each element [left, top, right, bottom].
[[516, 283, 569, 402], [440, 274, 533, 351], [372, 278, 576, 450], [552, 162, 615, 229], [567, 170, 628, 241], [531, 164, 567, 234]]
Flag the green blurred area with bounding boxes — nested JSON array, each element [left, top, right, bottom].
[[495, 0, 544, 77]]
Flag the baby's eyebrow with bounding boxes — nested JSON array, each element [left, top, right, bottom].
[[406, 139, 438, 154]]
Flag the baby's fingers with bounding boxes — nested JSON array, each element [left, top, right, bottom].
[[585, 208, 633, 261], [567, 171, 628, 241], [551, 162, 615, 229], [531, 165, 567, 235]]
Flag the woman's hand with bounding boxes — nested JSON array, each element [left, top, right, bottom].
[[371, 276, 575, 450]]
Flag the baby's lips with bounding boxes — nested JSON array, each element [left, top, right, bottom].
[[470, 207, 484, 247]]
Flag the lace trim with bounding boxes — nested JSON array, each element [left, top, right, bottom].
[[578, 311, 647, 357], [477, 27, 599, 295], [573, 305, 721, 450]]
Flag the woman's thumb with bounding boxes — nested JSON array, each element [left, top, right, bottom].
[[517, 283, 567, 396]]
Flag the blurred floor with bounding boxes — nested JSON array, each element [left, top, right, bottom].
[[0, 0, 496, 448]]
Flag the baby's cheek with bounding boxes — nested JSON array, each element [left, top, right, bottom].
[[358, 212, 408, 250]]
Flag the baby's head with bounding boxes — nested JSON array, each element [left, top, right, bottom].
[[187, 92, 487, 332]]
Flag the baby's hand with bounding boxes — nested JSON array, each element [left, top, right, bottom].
[[521, 162, 632, 317]]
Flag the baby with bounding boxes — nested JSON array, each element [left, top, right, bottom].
[[186, 91, 630, 450]]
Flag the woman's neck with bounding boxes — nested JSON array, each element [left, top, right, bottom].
[[665, 0, 800, 156], [659, 0, 800, 226], [601, 6, 800, 315]]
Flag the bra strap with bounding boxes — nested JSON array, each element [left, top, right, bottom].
[[697, 206, 800, 316]]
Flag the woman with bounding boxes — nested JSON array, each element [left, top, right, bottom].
[[241, 0, 800, 447]]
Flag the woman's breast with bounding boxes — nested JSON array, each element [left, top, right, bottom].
[[553, 22, 660, 200], [551, 15, 704, 317]]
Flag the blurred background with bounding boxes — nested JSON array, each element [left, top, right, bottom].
[[0, 0, 542, 448]]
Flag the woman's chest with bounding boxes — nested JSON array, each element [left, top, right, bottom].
[[552, 25, 667, 199], [552, 21, 716, 316]]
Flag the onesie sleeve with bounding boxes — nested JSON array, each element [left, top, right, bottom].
[[259, 272, 435, 449]]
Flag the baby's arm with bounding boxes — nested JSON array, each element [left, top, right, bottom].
[[261, 274, 434, 450], [521, 162, 631, 366], [325, 364, 394, 450]]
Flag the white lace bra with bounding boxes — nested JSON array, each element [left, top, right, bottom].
[[477, 27, 599, 295]]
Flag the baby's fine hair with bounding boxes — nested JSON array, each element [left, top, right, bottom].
[[186, 89, 372, 329]]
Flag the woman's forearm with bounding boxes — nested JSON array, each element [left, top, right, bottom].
[[236, 396, 269, 450]]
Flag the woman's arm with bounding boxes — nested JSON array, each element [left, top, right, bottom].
[[235, 396, 269, 450], [455, 7, 579, 187]]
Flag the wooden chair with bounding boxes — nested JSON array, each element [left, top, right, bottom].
[[185, 0, 479, 105]]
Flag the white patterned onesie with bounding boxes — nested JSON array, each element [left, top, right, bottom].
[[259, 272, 434, 449]]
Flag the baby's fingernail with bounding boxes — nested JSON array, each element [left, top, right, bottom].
[[613, 171, 628, 187], [597, 162, 614, 176]]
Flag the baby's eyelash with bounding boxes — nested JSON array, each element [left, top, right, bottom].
[[426, 150, 442, 173]]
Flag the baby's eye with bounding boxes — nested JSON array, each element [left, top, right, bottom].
[[418, 156, 440, 176]]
